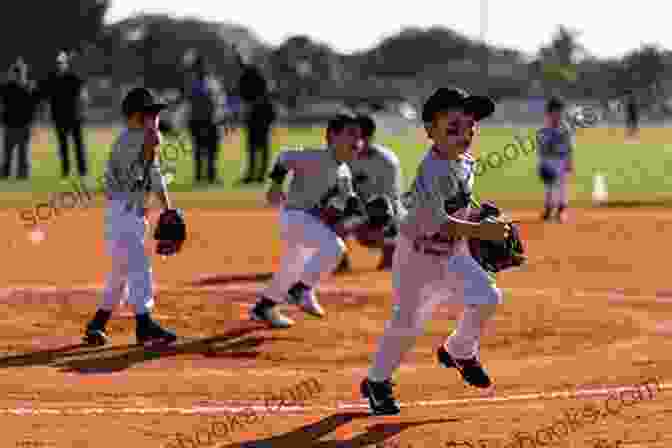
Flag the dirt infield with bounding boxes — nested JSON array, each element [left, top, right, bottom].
[[1, 207, 672, 447]]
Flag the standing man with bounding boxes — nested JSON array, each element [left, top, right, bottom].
[[337, 114, 403, 272], [236, 48, 276, 184], [0, 58, 39, 180], [184, 56, 223, 184], [624, 89, 640, 141], [38, 51, 89, 179]]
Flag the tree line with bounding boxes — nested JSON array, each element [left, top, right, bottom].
[[2, 1, 670, 109]]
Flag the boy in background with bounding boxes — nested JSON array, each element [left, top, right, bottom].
[[536, 97, 575, 223]]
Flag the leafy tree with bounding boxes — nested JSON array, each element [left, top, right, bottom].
[[0, 0, 109, 73], [622, 45, 666, 90], [537, 26, 582, 84]]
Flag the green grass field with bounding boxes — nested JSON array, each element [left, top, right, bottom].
[[2, 125, 671, 209]]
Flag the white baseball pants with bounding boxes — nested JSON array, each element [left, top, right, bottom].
[[98, 199, 155, 314], [261, 208, 346, 303], [368, 234, 501, 382]]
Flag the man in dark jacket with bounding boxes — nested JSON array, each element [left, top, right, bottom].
[[38, 51, 89, 178], [624, 89, 640, 141], [0, 58, 39, 180], [236, 50, 276, 184], [184, 56, 223, 184]]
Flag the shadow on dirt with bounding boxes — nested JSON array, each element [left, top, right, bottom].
[[188, 273, 274, 286], [222, 412, 458, 447], [599, 200, 672, 208], [55, 334, 285, 374], [187, 266, 379, 287], [0, 324, 269, 370]]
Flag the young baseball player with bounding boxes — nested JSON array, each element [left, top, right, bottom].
[[537, 96, 575, 223], [249, 114, 363, 328], [82, 87, 177, 346], [340, 114, 403, 271], [360, 87, 509, 415]]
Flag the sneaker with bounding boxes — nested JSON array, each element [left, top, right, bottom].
[[437, 345, 492, 388], [556, 208, 568, 223], [541, 208, 553, 222], [360, 378, 401, 416], [249, 297, 295, 328], [82, 310, 112, 346], [136, 319, 178, 346], [334, 253, 352, 275], [83, 327, 111, 346], [376, 245, 395, 271], [288, 287, 325, 318]]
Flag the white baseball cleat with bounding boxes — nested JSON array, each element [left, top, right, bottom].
[[287, 287, 325, 318], [298, 289, 325, 318]]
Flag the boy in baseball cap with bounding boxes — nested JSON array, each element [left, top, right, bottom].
[[361, 87, 508, 415], [536, 96, 575, 222], [82, 87, 177, 347]]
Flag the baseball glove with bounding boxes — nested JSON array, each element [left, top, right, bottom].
[[312, 187, 367, 237], [154, 208, 187, 256], [364, 195, 395, 230], [467, 200, 526, 274], [353, 194, 396, 247]]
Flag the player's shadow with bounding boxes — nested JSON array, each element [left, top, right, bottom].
[[601, 200, 672, 208], [0, 324, 264, 370], [219, 412, 457, 448], [55, 333, 297, 374], [188, 273, 274, 286]]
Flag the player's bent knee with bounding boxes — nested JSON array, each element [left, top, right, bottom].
[[477, 303, 498, 321]]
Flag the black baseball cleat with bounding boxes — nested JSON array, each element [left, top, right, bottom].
[[334, 253, 352, 275], [437, 345, 492, 388], [541, 208, 553, 222], [83, 327, 111, 346], [136, 319, 177, 346], [360, 378, 401, 416]]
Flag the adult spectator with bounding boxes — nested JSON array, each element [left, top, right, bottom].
[[0, 58, 39, 180], [235, 48, 276, 184], [624, 89, 640, 141], [38, 51, 89, 179], [183, 56, 223, 184]]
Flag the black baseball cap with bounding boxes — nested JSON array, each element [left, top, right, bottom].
[[327, 112, 359, 133], [121, 87, 168, 117], [545, 96, 566, 113], [422, 87, 495, 123], [356, 114, 376, 138]]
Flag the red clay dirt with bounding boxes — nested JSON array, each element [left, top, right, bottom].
[[1, 206, 671, 448]]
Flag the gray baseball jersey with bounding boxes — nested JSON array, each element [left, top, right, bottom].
[[399, 148, 476, 243], [348, 143, 402, 201], [103, 127, 167, 210], [276, 147, 355, 211]]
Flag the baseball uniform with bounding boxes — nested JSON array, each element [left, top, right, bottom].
[[349, 143, 403, 212], [347, 143, 403, 265], [536, 121, 574, 214], [83, 119, 176, 346], [251, 146, 355, 327], [365, 147, 501, 390]]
